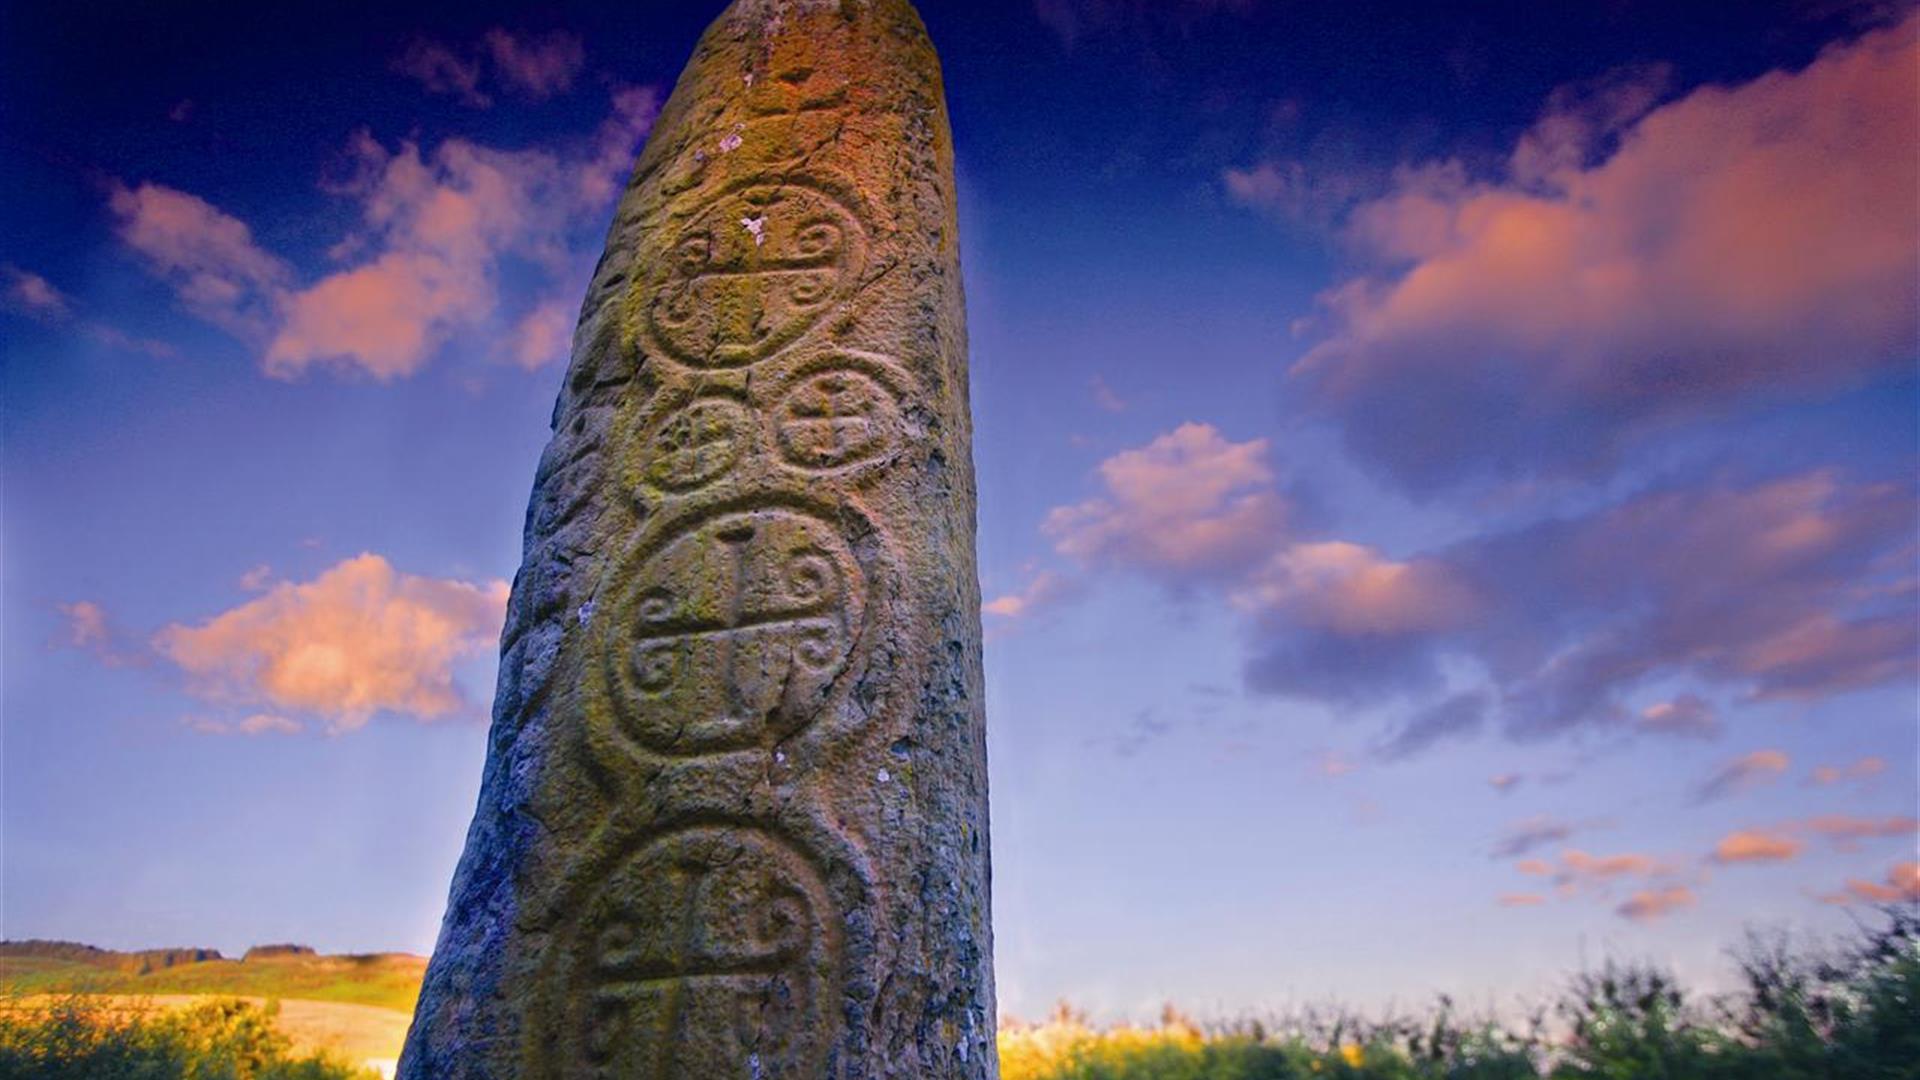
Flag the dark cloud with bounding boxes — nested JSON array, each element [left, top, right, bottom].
[[1373, 689, 1489, 761]]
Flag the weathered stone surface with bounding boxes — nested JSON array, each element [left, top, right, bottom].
[[397, 0, 995, 1076]]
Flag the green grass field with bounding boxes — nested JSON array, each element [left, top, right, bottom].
[[0, 943, 424, 1014]]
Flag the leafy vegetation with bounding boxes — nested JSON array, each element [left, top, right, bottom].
[[999, 909, 1920, 1080], [3, 913, 1913, 1078], [0, 996, 376, 1079]]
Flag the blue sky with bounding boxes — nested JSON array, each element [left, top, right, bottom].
[[4, 0, 1916, 1021]]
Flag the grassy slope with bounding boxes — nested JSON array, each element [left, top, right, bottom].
[[0, 946, 426, 1014]]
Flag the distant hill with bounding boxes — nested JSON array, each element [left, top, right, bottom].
[[0, 940, 425, 1014]]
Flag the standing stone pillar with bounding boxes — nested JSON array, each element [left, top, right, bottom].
[[398, 0, 994, 1076]]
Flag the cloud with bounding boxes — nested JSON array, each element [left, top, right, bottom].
[[1617, 886, 1697, 923], [1045, 423, 1285, 584], [1311, 749, 1358, 778], [507, 297, 575, 370], [1710, 829, 1804, 864], [1287, 16, 1918, 492], [1555, 849, 1669, 888], [1251, 470, 1915, 729], [3, 265, 71, 320], [1821, 861, 1920, 905], [110, 85, 656, 381], [1810, 756, 1887, 786], [187, 713, 304, 737], [1695, 749, 1791, 803], [1374, 689, 1488, 760], [1499, 892, 1547, 908], [395, 40, 488, 106], [52, 600, 144, 667], [984, 569, 1077, 621], [1804, 814, 1918, 850], [108, 181, 292, 337], [482, 30, 585, 99], [2, 265, 178, 356], [397, 30, 586, 106], [1491, 815, 1582, 860], [152, 554, 508, 733], [1222, 159, 1369, 230], [1635, 694, 1720, 740], [1488, 773, 1523, 795], [1034, 424, 1914, 745], [1089, 375, 1127, 413]]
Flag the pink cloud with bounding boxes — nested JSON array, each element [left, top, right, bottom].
[[1498, 893, 1547, 908], [1710, 829, 1803, 864], [1617, 886, 1697, 923], [1557, 849, 1668, 886], [152, 553, 508, 732], [1804, 814, 1918, 849], [1045, 423, 1285, 582], [187, 713, 304, 737], [268, 251, 489, 380], [1811, 755, 1888, 786], [507, 298, 576, 371], [1822, 861, 1920, 905], [1635, 694, 1720, 740], [108, 181, 291, 336], [984, 569, 1076, 620], [1695, 749, 1791, 803], [110, 84, 654, 381], [1234, 540, 1472, 637], [3, 265, 71, 320], [1289, 16, 1918, 492], [52, 600, 144, 668]]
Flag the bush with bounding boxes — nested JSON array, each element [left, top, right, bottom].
[[0, 996, 374, 1080], [1000, 907, 1920, 1080]]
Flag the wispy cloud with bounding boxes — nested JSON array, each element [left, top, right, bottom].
[[985, 569, 1078, 621], [3, 265, 71, 319], [1635, 694, 1720, 740], [1491, 815, 1584, 860], [1810, 756, 1888, 786], [51, 600, 146, 668], [1694, 749, 1791, 803], [186, 713, 304, 737], [1818, 861, 1920, 905], [1617, 886, 1697, 923], [396, 29, 586, 107]]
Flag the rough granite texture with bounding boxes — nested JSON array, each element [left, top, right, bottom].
[[396, 0, 996, 1076]]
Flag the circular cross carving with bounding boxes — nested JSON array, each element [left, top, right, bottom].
[[640, 395, 752, 493], [604, 507, 865, 755], [550, 826, 839, 1080], [774, 368, 903, 474], [646, 183, 866, 369]]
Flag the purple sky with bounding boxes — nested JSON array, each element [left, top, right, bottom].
[[4, 0, 1916, 1021]]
